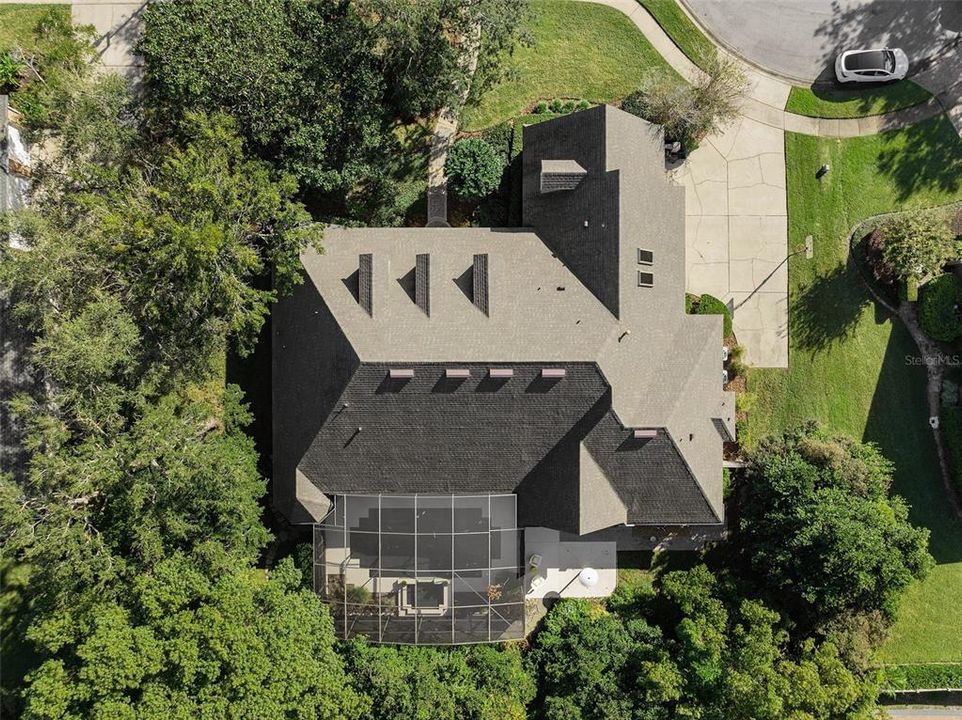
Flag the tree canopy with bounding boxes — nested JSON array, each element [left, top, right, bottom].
[[526, 566, 877, 720], [137, 0, 527, 218], [21, 557, 366, 720], [344, 641, 534, 720], [734, 424, 933, 627]]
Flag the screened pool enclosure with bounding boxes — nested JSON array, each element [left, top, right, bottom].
[[313, 494, 526, 644]]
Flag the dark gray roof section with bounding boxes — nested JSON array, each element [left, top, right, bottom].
[[540, 159, 587, 193], [293, 361, 719, 533], [472, 253, 489, 316], [523, 106, 620, 317], [415, 253, 430, 316], [358, 253, 373, 316], [273, 105, 734, 533]]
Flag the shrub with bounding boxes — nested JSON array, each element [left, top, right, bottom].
[[549, 98, 563, 113], [919, 274, 962, 341], [943, 406, 962, 496], [880, 208, 955, 281], [576, 99, 591, 110], [685, 292, 697, 313], [534, 100, 548, 114], [561, 100, 576, 113], [727, 343, 747, 379], [481, 122, 513, 161], [881, 663, 962, 691], [445, 138, 504, 201], [696, 293, 733, 338], [0, 53, 25, 92], [621, 56, 748, 152]]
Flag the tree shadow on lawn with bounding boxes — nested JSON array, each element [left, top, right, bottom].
[[792, 260, 871, 352], [877, 116, 962, 202], [864, 319, 962, 565]]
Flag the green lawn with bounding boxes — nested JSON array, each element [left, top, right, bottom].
[[786, 82, 933, 119], [461, 0, 681, 132], [635, 0, 716, 70], [0, 4, 69, 53], [745, 116, 962, 663]]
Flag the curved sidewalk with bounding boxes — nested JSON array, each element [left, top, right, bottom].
[[579, 0, 957, 137]]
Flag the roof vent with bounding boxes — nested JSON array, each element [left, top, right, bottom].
[[473, 254, 489, 316], [542, 368, 566, 378], [359, 253, 373, 315], [633, 429, 657, 439], [389, 368, 414, 379], [489, 368, 513, 378], [540, 159, 587, 193], [415, 253, 430, 316], [445, 368, 471, 379]]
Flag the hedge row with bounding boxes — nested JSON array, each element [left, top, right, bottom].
[[944, 406, 962, 497], [880, 663, 962, 691]]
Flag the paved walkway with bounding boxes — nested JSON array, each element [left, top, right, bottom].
[[578, 0, 791, 366], [71, 1, 146, 80], [427, 24, 481, 227]]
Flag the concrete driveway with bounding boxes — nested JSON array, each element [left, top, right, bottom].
[[674, 114, 789, 368], [682, 0, 962, 83]]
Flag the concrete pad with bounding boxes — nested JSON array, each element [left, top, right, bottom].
[[689, 215, 730, 264], [740, 97, 786, 130], [727, 156, 763, 189], [745, 69, 792, 109], [729, 182, 786, 216], [857, 115, 882, 135], [73, 2, 146, 75], [726, 116, 784, 159], [817, 118, 841, 138], [729, 259, 756, 292], [729, 292, 789, 367], [686, 141, 728, 185], [759, 152, 786, 188], [685, 178, 729, 216], [524, 527, 617, 599], [681, 116, 788, 368]]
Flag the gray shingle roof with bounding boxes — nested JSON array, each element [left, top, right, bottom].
[[273, 105, 734, 532]]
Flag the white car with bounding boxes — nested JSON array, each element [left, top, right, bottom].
[[835, 48, 909, 83]]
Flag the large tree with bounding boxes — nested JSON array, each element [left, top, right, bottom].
[[4, 110, 319, 379], [734, 424, 933, 627], [138, 0, 387, 197], [526, 566, 877, 720], [343, 640, 533, 720], [20, 557, 366, 720], [137, 0, 528, 218]]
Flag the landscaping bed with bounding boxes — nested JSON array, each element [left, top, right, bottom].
[[746, 117, 962, 664]]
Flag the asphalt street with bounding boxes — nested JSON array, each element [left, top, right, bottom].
[[682, 0, 962, 82]]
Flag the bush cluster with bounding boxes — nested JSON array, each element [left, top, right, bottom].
[[919, 274, 962, 341], [445, 138, 504, 201], [943, 406, 962, 496], [881, 663, 962, 691], [533, 97, 591, 115]]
